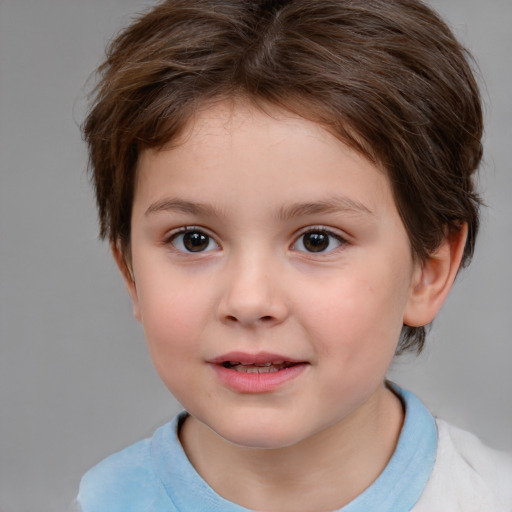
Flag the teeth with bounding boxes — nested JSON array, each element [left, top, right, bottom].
[[228, 361, 285, 367], [233, 365, 280, 373], [224, 361, 296, 373]]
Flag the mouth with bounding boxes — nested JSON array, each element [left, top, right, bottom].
[[220, 361, 300, 373], [208, 352, 308, 393]]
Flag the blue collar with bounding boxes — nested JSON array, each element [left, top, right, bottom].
[[151, 385, 437, 512]]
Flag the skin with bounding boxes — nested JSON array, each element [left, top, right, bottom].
[[115, 100, 466, 511]]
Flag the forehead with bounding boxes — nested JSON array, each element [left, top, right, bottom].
[[134, 100, 395, 220], [163, 100, 342, 159]]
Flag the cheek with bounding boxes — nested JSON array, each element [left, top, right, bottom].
[[140, 294, 205, 397], [298, 269, 408, 359], [135, 273, 213, 371]]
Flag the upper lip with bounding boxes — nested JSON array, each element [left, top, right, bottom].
[[208, 351, 306, 365]]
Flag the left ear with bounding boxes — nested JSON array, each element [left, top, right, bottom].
[[404, 224, 468, 327]]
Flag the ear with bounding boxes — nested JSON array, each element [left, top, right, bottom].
[[111, 242, 142, 322], [404, 224, 467, 327]]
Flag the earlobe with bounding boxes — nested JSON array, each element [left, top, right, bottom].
[[404, 224, 468, 327], [111, 242, 142, 322]]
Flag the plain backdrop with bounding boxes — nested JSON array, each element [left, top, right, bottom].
[[0, 1, 511, 511]]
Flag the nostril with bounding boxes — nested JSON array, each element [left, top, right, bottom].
[[225, 315, 275, 323]]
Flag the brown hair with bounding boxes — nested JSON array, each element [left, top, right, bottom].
[[83, 0, 483, 353]]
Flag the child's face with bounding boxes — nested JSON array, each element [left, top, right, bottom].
[[125, 100, 422, 449]]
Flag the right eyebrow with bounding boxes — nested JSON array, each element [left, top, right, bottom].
[[145, 198, 222, 218]]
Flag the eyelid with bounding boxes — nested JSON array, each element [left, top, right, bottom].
[[294, 225, 348, 241], [163, 224, 215, 239]]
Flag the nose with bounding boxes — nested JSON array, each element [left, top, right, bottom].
[[217, 253, 289, 327]]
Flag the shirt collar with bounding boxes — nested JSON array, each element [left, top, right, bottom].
[[151, 384, 437, 512]]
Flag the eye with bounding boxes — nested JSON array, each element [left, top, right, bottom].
[[292, 229, 344, 253], [169, 229, 219, 253]]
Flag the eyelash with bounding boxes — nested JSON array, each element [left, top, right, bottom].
[[164, 226, 348, 255]]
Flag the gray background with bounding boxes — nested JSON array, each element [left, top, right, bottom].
[[0, 1, 511, 511]]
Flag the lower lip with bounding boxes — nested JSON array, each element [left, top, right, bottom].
[[209, 363, 308, 393]]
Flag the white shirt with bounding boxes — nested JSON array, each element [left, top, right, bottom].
[[414, 419, 512, 511]]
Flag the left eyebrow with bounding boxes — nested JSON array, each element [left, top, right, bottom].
[[276, 196, 374, 221]]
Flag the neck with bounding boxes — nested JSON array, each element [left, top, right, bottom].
[[180, 385, 404, 512]]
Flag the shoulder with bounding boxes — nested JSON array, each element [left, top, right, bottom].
[[413, 419, 512, 512], [77, 423, 178, 512]]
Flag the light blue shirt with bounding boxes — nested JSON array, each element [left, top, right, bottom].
[[78, 386, 437, 512]]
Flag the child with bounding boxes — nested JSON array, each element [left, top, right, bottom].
[[77, 0, 512, 510]]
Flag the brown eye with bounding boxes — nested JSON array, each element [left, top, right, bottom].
[[303, 232, 329, 252], [293, 229, 343, 253], [183, 232, 209, 251], [171, 230, 218, 253]]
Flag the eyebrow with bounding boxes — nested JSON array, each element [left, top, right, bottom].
[[145, 198, 221, 217], [276, 196, 374, 221], [145, 195, 374, 220]]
